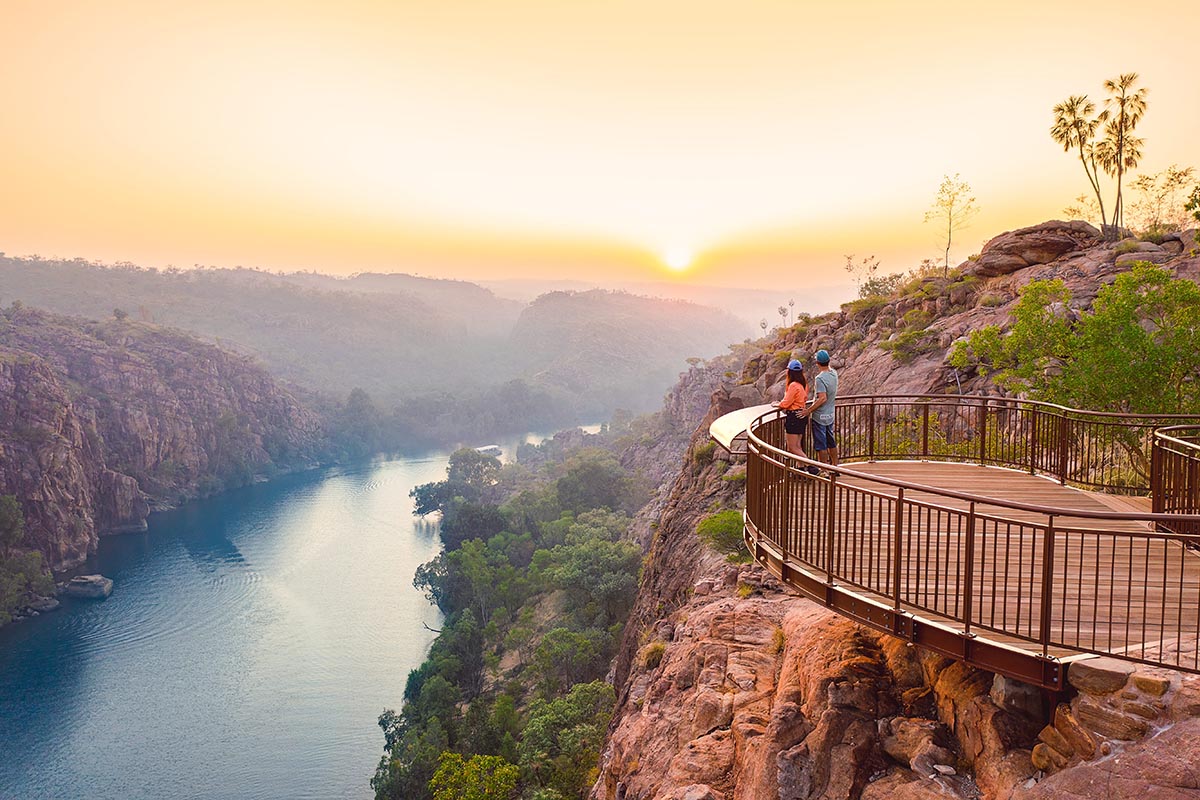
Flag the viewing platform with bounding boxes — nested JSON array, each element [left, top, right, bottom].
[[711, 395, 1200, 689]]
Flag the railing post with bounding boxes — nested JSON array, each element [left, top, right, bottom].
[[1027, 406, 1038, 475], [963, 501, 976, 634], [1152, 430, 1162, 515], [1057, 415, 1069, 485], [921, 402, 930, 458], [1040, 515, 1056, 657], [977, 400, 987, 466], [825, 474, 837, 585], [892, 487, 905, 610], [868, 399, 876, 460]]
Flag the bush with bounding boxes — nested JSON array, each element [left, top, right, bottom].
[[881, 329, 938, 363], [980, 292, 1006, 308], [693, 440, 717, 466], [696, 510, 749, 563], [642, 641, 666, 670], [1113, 239, 1141, 255]]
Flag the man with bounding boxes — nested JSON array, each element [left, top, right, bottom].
[[802, 349, 838, 468]]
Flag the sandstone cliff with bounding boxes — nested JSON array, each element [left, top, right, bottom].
[[594, 223, 1200, 800], [0, 306, 325, 570]]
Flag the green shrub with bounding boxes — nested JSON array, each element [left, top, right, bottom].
[[980, 292, 1006, 307], [1139, 228, 1168, 244], [642, 641, 666, 670], [881, 329, 938, 363], [1113, 239, 1141, 255], [901, 308, 933, 329], [693, 440, 717, 467], [696, 510, 749, 563], [736, 582, 754, 599]]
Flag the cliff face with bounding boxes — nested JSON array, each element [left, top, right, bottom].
[[595, 223, 1200, 800], [0, 306, 325, 570]]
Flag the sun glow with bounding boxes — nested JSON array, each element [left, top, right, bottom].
[[662, 248, 693, 272]]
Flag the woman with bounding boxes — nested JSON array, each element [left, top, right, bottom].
[[774, 359, 810, 459]]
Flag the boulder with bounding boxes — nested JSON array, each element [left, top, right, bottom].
[[965, 220, 1103, 278], [64, 574, 113, 599], [24, 596, 61, 613], [1115, 250, 1174, 267], [1068, 657, 1134, 695]]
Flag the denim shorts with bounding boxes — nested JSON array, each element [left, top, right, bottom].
[[812, 421, 837, 451]]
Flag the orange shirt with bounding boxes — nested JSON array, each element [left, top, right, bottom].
[[779, 380, 807, 411]]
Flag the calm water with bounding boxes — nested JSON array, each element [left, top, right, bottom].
[[0, 454, 454, 800]]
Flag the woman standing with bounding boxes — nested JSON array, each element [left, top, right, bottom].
[[774, 359, 810, 460]]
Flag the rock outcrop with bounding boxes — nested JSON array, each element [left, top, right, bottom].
[[0, 306, 325, 570], [595, 223, 1200, 799]]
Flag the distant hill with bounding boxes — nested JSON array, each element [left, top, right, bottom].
[[0, 256, 747, 440]]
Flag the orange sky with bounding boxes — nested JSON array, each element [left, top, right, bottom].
[[1, 0, 1198, 294]]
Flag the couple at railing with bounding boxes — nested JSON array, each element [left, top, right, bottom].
[[771, 349, 840, 474]]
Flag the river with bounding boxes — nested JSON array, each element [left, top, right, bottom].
[[0, 449, 473, 799]]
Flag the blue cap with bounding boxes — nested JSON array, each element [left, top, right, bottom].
[[786, 359, 803, 371], [815, 349, 831, 364]]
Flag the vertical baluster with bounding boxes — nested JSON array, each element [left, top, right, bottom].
[[1040, 515, 1056, 657]]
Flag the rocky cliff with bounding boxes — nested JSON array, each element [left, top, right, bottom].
[[593, 222, 1200, 800], [0, 305, 325, 570]]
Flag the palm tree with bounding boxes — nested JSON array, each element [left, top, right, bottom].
[[1050, 94, 1106, 232], [1097, 73, 1148, 233]]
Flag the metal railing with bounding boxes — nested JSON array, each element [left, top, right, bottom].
[[743, 395, 1200, 686]]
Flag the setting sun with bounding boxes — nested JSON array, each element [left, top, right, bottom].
[[662, 247, 693, 272]]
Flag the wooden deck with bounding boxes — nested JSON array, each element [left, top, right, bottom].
[[755, 460, 1200, 679]]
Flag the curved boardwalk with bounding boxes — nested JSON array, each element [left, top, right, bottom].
[[722, 398, 1200, 689]]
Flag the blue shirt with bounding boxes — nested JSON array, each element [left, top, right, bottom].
[[813, 368, 838, 425]]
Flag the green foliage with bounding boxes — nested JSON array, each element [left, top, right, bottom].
[[519, 681, 615, 798], [1113, 239, 1141, 255], [0, 495, 25, 558], [881, 328, 938, 363], [0, 496, 54, 625], [540, 538, 641, 626], [429, 752, 519, 800], [642, 641, 666, 670], [555, 450, 639, 515], [952, 265, 1200, 415], [692, 440, 717, 466], [696, 510, 749, 563], [378, 441, 646, 800], [860, 272, 905, 298], [979, 292, 1006, 308], [1186, 185, 1200, 225]]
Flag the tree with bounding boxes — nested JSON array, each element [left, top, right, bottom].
[[429, 752, 519, 800], [519, 681, 615, 798], [950, 264, 1200, 415], [844, 254, 882, 297], [1095, 73, 1148, 233], [924, 174, 979, 275], [0, 495, 25, 559], [1051, 95, 1107, 230], [1185, 184, 1200, 226], [1128, 165, 1195, 234]]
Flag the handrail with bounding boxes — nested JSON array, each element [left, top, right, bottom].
[[738, 395, 1200, 685], [750, 407, 1200, 525]]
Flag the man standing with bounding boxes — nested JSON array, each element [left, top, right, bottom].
[[802, 349, 839, 468]]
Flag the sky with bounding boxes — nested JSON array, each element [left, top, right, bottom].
[[2, 0, 1198, 295]]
